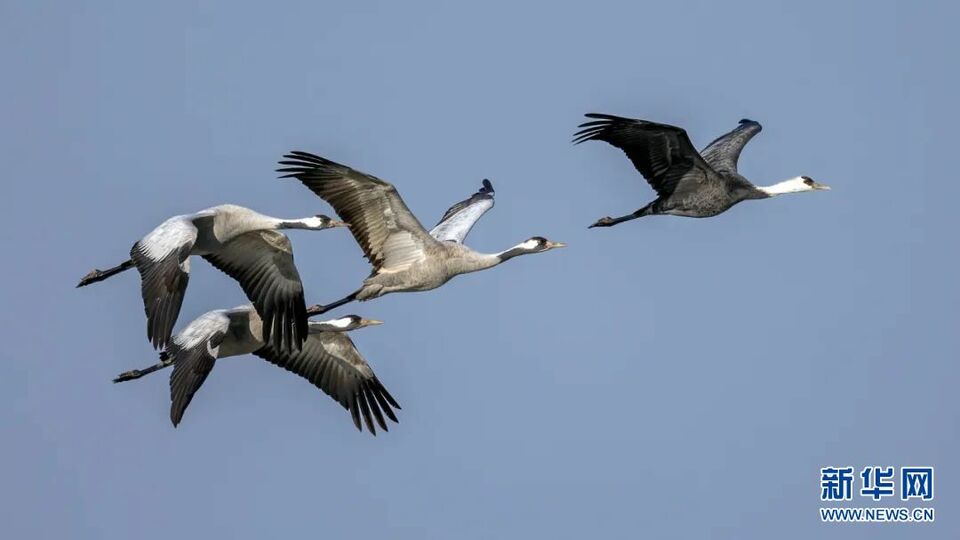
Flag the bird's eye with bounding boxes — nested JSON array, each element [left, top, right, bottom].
[[802, 176, 814, 185]]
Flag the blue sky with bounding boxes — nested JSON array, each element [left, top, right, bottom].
[[2, 1, 957, 538]]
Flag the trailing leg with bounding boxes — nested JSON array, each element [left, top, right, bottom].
[[588, 202, 656, 228], [306, 290, 360, 316], [113, 353, 174, 383], [77, 259, 135, 287]]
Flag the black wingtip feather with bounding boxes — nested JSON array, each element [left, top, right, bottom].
[[276, 151, 346, 179], [364, 386, 388, 431], [572, 124, 610, 145], [368, 381, 400, 423], [356, 390, 376, 434], [571, 114, 628, 145], [374, 377, 401, 409], [583, 112, 625, 121]]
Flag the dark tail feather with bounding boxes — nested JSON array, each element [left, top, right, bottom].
[[77, 259, 135, 288]]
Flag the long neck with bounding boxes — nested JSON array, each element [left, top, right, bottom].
[[495, 245, 533, 263], [221, 210, 309, 231], [755, 177, 807, 197], [449, 245, 524, 275]]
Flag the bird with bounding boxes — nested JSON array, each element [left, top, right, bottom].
[[572, 114, 831, 227], [76, 204, 348, 352], [275, 152, 566, 315], [113, 306, 399, 434]]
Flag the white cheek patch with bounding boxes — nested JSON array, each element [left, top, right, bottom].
[[519, 239, 540, 250], [325, 317, 353, 329]]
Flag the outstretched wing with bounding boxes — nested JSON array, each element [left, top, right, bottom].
[[277, 152, 438, 273], [429, 179, 495, 244], [203, 230, 307, 353], [253, 329, 400, 435], [130, 216, 197, 350], [166, 311, 230, 427], [700, 119, 762, 174], [573, 113, 720, 198]]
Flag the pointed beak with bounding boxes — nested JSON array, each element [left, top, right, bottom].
[[360, 318, 383, 327], [546, 241, 567, 249], [812, 182, 831, 191], [330, 219, 351, 228]]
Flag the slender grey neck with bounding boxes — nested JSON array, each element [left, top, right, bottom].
[[450, 241, 540, 276], [496, 246, 533, 262]]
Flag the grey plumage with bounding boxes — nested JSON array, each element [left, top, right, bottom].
[[277, 152, 564, 314], [115, 306, 399, 434], [700, 119, 763, 175], [573, 114, 829, 227], [77, 204, 347, 351]]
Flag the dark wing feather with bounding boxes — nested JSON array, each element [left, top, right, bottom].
[[700, 119, 762, 174], [203, 231, 307, 353], [253, 330, 400, 435], [573, 113, 719, 198], [429, 179, 495, 243], [168, 331, 225, 427], [130, 219, 198, 350], [277, 151, 436, 272]]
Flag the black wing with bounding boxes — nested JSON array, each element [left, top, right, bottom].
[[203, 230, 307, 353], [573, 113, 719, 198], [130, 218, 198, 350], [168, 330, 226, 427], [253, 330, 400, 435]]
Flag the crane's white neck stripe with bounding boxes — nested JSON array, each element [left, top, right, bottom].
[[757, 177, 812, 196], [323, 317, 353, 329]]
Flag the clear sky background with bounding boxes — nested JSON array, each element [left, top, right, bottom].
[[2, 1, 957, 538]]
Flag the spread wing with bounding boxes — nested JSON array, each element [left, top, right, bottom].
[[166, 311, 230, 427], [277, 152, 438, 273], [130, 216, 197, 350], [700, 119, 762, 174], [573, 113, 721, 198], [253, 329, 400, 435], [429, 179, 495, 244], [203, 230, 307, 353]]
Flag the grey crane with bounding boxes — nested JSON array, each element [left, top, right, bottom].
[[76, 204, 348, 352], [113, 306, 399, 434], [573, 114, 831, 227], [275, 152, 565, 315]]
